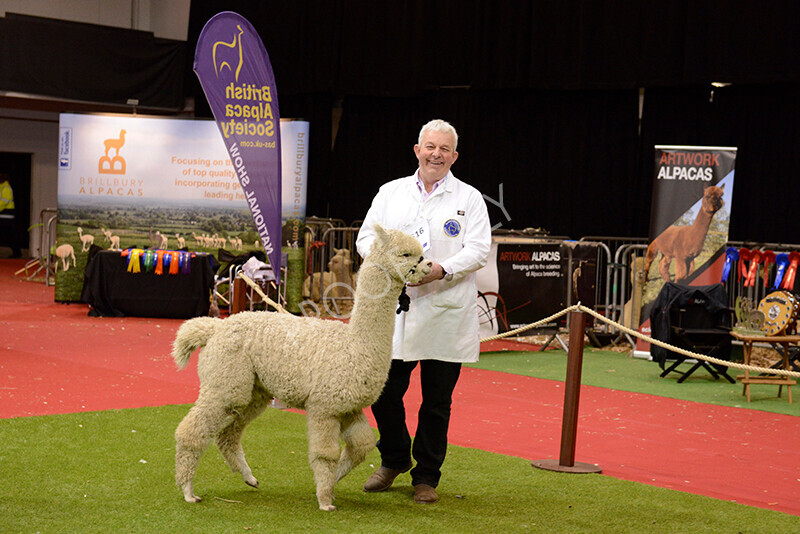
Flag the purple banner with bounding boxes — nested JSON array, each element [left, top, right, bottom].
[[194, 11, 282, 282]]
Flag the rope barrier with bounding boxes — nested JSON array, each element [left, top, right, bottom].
[[231, 279, 800, 379], [480, 303, 800, 379]]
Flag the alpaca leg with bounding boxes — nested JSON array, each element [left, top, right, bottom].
[[658, 255, 673, 281], [674, 259, 689, 282], [306, 414, 342, 511], [175, 404, 235, 503], [644, 246, 657, 279], [215, 385, 272, 489], [336, 411, 376, 482]]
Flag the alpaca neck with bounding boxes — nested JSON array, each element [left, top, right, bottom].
[[349, 262, 403, 348], [689, 207, 714, 239]]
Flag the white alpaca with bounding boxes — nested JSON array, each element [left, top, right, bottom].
[[54, 244, 76, 271], [76, 227, 94, 252], [176, 234, 186, 249], [172, 225, 431, 511], [156, 232, 169, 250], [102, 228, 120, 249], [303, 248, 356, 302]]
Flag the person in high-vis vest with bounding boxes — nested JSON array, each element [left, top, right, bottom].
[[0, 178, 14, 212], [0, 173, 21, 257]]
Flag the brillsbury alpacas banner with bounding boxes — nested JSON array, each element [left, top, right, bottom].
[[633, 145, 736, 358], [194, 11, 283, 283], [55, 113, 308, 308]]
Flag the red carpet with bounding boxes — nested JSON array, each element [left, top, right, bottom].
[[2, 258, 799, 516]]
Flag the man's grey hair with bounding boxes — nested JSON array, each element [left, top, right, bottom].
[[418, 119, 458, 151]]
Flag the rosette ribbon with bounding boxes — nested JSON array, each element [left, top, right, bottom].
[[126, 249, 142, 273], [744, 249, 763, 287], [169, 252, 180, 274], [721, 246, 738, 282], [781, 251, 800, 290], [143, 250, 156, 273], [738, 247, 752, 282], [179, 252, 192, 274], [155, 250, 166, 275], [773, 253, 789, 289]]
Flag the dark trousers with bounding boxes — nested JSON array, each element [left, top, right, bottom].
[[371, 359, 462, 488]]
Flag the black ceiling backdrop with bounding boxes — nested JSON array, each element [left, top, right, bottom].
[[8, 2, 796, 243]]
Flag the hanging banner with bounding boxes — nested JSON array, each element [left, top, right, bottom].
[[194, 11, 282, 282], [280, 119, 309, 312], [634, 145, 737, 358]]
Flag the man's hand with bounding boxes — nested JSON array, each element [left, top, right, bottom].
[[408, 262, 445, 286]]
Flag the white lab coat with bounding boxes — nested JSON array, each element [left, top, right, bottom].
[[356, 171, 492, 363]]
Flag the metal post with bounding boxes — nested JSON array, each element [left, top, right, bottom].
[[532, 310, 602, 474]]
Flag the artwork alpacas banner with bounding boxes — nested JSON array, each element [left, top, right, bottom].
[[194, 11, 283, 283], [634, 145, 736, 358]]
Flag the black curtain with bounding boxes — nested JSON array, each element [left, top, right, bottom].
[[180, 1, 800, 241], [0, 14, 185, 109], [326, 88, 642, 238]]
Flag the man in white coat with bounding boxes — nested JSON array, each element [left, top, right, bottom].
[[356, 119, 491, 504]]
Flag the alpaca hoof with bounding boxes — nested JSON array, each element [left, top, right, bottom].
[[319, 504, 337, 512], [245, 477, 259, 488], [184, 495, 202, 503]]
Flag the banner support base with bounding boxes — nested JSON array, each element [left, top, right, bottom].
[[532, 459, 602, 474]]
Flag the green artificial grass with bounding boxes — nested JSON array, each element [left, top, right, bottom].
[[2, 405, 798, 533], [469, 348, 800, 416]]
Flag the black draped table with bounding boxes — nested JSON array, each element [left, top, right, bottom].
[[81, 250, 215, 318]]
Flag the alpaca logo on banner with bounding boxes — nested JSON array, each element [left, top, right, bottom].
[[213, 24, 244, 81], [98, 129, 127, 175]]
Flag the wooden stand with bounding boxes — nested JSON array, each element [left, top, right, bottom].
[[730, 331, 799, 403]]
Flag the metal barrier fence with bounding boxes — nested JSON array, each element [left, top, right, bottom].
[[593, 238, 800, 344], [303, 220, 362, 315], [300, 227, 800, 339], [16, 208, 58, 285]]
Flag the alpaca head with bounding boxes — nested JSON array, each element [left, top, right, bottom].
[[701, 184, 725, 214], [366, 225, 432, 286], [328, 249, 353, 274]]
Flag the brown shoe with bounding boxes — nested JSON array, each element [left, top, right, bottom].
[[413, 483, 439, 504], [363, 463, 412, 492]]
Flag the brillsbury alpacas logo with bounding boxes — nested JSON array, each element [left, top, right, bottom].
[[98, 129, 127, 175], [77, 128, 143, 198]]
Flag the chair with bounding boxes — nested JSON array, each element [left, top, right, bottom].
[[650, 282, 735, 383]]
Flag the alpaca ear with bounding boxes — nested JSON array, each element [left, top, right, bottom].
[[373, 224, 390, 247]]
